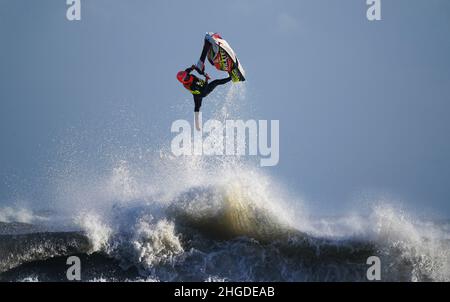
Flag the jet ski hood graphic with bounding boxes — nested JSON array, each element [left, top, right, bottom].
[[196, 32, 246, 82]]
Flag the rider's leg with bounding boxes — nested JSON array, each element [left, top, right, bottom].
[[202, 77, 232, 97]]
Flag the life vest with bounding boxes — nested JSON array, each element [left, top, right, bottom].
[[183, 75, 206, 95]]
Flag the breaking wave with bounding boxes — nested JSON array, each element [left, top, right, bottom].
[[1, 168, 449, 282], [1, 85, 449, 282]]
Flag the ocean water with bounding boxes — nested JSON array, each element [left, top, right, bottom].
[[1, 85, 449, 282], [1, 179, 449, 282]]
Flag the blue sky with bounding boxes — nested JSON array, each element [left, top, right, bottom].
[[1, 0, 450, 218]]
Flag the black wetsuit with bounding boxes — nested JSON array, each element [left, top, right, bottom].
[[184, 66, 231, 112]]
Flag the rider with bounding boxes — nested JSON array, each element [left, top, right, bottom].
[[177, 65, 231, 131]]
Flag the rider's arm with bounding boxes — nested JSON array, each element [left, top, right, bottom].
[[185, 66, 195, 74], [190, 65, 205, 76], [188, 65, 209, 82]]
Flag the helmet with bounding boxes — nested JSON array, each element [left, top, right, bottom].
[[177, 71, 192, 85]]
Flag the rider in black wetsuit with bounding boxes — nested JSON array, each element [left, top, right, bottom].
[[177, 65, 231, 112], [177, 65, 231, 130]]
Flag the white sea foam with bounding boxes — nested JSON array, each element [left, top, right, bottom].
[[0, 207, 47, 224]]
